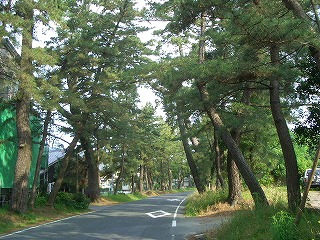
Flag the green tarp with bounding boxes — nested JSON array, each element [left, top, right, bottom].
[[0, 105, 47, 188]]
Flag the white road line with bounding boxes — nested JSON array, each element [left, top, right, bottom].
[[0, 214, 79, 239], [172, 196, 187, 227]]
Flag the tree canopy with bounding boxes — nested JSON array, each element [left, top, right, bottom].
[[0, 0, 318, 212]]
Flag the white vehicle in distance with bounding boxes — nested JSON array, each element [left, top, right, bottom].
[[303, 168, 320, 188]]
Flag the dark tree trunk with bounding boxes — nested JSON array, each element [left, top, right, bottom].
[[270, 44, 301, 211], [168, 168, 173, 191], [47, 135, 80, 206], [114, 144, 126, 194], [139, 164, 144, 193], [80, 136, 100, 202], [176, 107, 206, 193], [11, 97, 32, 213], [11, 5, 34, 213], [131, 175, 135, 193], [30, 110, 51, 209], [214, 128, 224, 189], [227, 129, 243, 206], [197, 83, 268, 206], [147, 170, 154, 191]]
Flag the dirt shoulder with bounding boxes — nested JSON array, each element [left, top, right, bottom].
[[307, 190, 320, 209]]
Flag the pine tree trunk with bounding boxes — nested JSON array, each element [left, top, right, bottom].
[[80, 136, 100, 202], [30, 110, 51, 209], [47, 135, 79, 206], [147, 171, 153, 191], [139, 164, 144, 193], [214, 128, 224, 189], [168, 168, 173, 191], [270, 44, 301, 211], [10, 4, 34, 213], [114, 144, 126, 194], [11, 97, 32, 213], [176, 106, 206, 193], [227, 129, 243, 206], [197, 83, 268, 206]]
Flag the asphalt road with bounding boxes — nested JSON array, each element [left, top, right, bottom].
[[0, 191, 229, 240]]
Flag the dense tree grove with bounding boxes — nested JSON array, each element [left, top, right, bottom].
[[0, 0, 318, 213]]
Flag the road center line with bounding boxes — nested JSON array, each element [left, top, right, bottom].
[[172, 196, 187, 227]]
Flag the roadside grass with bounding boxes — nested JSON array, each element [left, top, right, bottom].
[[101, 192, 147, 202], [186, 186, 320, 240], [0, 204, 87, 235], [185, 190, 228, 216], [211, 205, 320, 240]]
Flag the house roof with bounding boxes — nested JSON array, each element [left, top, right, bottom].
[[1, 38, 21, 63], [48, 148, 65, 166]]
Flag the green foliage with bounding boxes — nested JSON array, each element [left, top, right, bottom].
[[55, 192, 90, 210], [295, 56, 320, 148], [34, 195, 48, 208], [185, 190, 227, 216], [0, 205, 13, 234], [213, 187, 320, 240], [271, 211, 298, 240]]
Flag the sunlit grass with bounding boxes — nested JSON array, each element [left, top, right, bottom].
[[102, 192, 147, 202], [186, 186, 320, 240], [185, 190, 228, 216]]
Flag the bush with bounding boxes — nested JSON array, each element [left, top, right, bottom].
[[35, 195, 48, 208], [55, 192, 90, 210], [271, 211, 298, 240]]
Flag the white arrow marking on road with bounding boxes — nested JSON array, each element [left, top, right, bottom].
[[145, 210, 171, 218]]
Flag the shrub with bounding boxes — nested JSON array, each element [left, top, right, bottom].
[[35, 195, 48, 208], [73, 193, 91, 209], [271, 211, 298, 240], [55, 192, 90, 210]]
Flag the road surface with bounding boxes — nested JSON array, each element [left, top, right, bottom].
[[0, 192, 229, 240], [307, 190, 320, 209]]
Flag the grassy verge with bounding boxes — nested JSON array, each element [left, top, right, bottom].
[[101, 192, 147, 202], [185, 190, 228, 216], [211, 205, 320, 240], [185, 186, 320, 240], [0, 205, 87, 235]]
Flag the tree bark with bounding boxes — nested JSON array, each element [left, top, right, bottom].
[[30, 110, 51, 209], [269, 44, 301, 211], [80, 136, 100, 202], [214, 128, 224, 189], [176, 106, 206, 193], [281, 0, 307, 19], [227, 129, 243, 206], [197, 83, 268, 206], [168, 168, 173, 191], [139, 164, 144, 193], [47, 134, 80, 206], [11, 97, 32, 213], [114, 143, 126, 194], [10, 4, 34, 213]]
